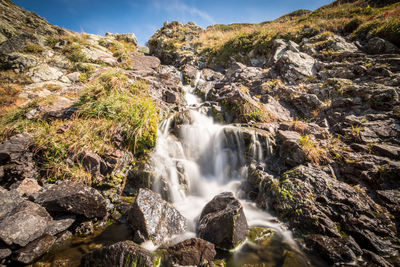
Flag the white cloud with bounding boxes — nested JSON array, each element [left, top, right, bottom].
[[152, 0, 215, 24]]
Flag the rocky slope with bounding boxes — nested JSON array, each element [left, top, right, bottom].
[[0, 0, 400, 266]]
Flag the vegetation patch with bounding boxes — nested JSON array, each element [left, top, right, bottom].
[[299, 134, 329, 165], [0, 70, 160, 184]]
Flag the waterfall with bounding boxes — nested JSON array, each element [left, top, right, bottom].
[[150, 71, 294, 242]]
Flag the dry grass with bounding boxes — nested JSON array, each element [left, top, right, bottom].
[[300, 134, 329, 165], [291, 120, 308, 134], [173, 1, 400, 64]]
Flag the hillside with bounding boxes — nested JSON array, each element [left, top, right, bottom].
[[0, 0, 400, 266]]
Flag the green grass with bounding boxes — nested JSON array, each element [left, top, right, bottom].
[[0, 70, 160, 185]]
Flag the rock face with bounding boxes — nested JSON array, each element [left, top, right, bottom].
[[197, 192, 248, 250], [35, 180, 107, 219], [0, 200, 52, 247], [81, 241, 154, 267], [167, 238, 216, 266], [0, 133, 38, 188], [127, 188, 187, 245]]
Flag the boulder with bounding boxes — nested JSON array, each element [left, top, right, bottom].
[[0, 33, 39, 55], [127, 188, 187, 245], [167, 238, 216, 266], [197, 192, 248, 250], [13, 234, 56, 264], [81, 240, 154, 267], [268, 39, 317, 83], [130, 55, 160, 71], [0, 133, 38, 188], [278, 130, 306, 167], [4, 52, 39, 72], [0, 201, 52, 247], [0, 187, 24, 219], [35, 180, 108, 219], [365, 37, 399, 55]]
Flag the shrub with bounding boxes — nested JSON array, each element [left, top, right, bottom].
[[24, 42, 44, 54], [64, 44, 87, 62]]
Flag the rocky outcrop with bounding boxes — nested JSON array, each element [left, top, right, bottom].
[[268, 39, 317, 84], [166, 238, 216, 266], [127, 188, 187, 245], [81, 241, 155, 267], [35, 180, 108, 219], [197, 192, 248, 250]]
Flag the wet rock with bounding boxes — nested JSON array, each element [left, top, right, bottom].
[[366, 37, 399, 55], [75, 150, 108, 178], [127, 188, 187, 245], [45, 216, 75, 236], [166, 238, 216, 266], [81, 240, 154, 267], [35, 180, 108, 219], [277, 130, 306, 167], [13, 235, 56, 265], [0, 133, 38, 188], [259, 164, 398, 256], [0, 201, 52, 247], [74, 221, 94, 236], [9, 178, 42, 198], [305, 235, 361, 265], [197, 192, 248, 250]]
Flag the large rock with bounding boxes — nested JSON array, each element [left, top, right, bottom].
[[27, 63, 64, 83], [127, 188, 187, 245], [197, 192, 248, 250], [81, 240, 154, 267], [0, 200, 52, 247], [167, 238, 216, 266], [130, 55, 160, 71], [13, 234, 56, 264], [35, 180, 108, 219], [258, 165, 398, 259], [0, 133, 38, 188], [269, 39, 317, 83], [278, 130, 306, 167], [0, 187, 24, 219], [365, 37, 399, 55]]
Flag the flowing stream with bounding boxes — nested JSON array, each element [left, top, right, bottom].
[[148, 72, 304, 265]]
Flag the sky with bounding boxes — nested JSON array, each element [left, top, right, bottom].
[[13, 0, 334, 45]]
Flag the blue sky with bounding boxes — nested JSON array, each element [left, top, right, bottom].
[[13, 0, 333, 45]]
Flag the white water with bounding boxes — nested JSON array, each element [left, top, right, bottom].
[[150, 71, 294, 246]]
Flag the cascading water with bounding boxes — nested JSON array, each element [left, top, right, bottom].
[[150, 71, 297, 251]]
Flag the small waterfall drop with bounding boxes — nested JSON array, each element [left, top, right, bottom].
[[150, 70, 295, 245]]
